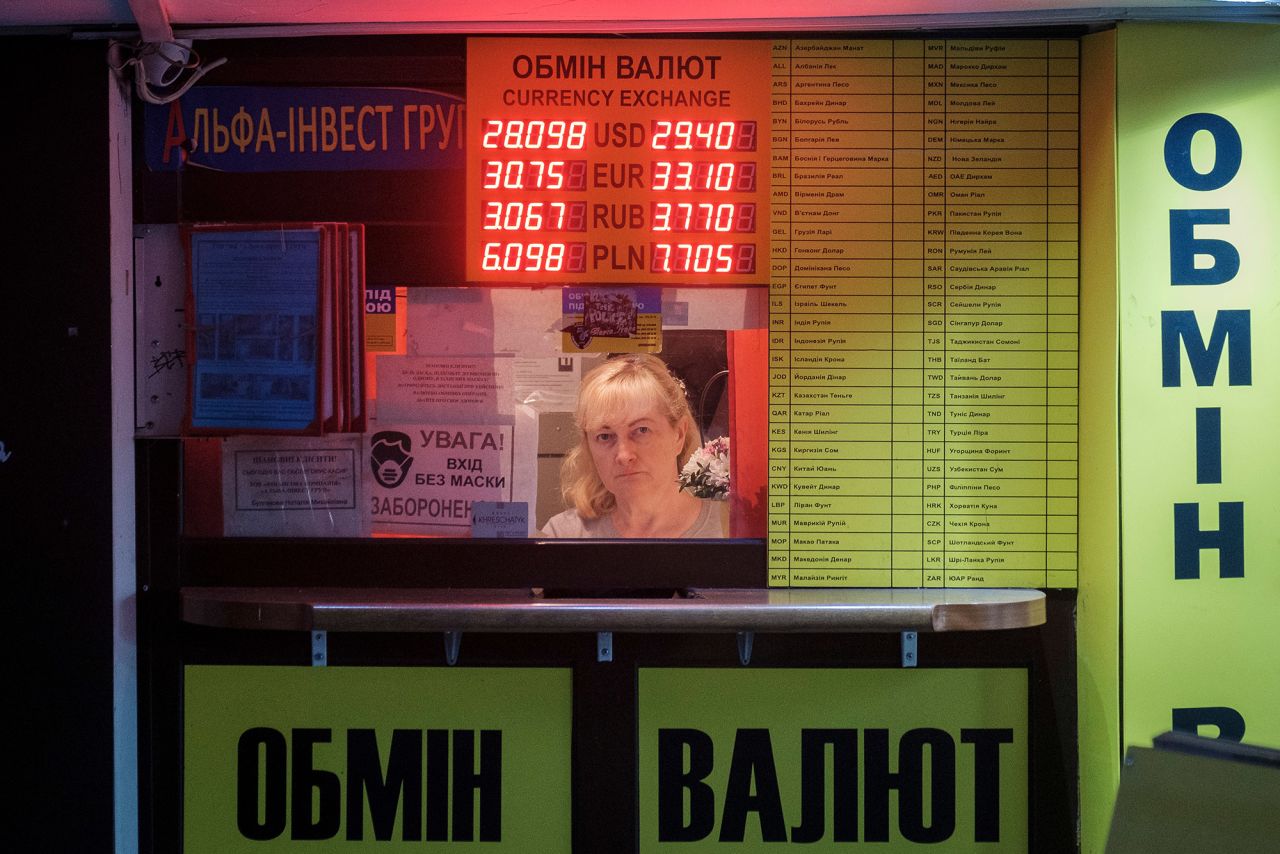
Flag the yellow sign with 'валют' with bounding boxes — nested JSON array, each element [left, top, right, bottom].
[[639, 668, 1028, 851]]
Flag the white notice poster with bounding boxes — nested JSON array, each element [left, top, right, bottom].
[[375, 354, 514, 423], [222, 434, 365, 537]]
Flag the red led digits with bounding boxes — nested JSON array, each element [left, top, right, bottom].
[[474, 105, 761, 278], [651, 243, 756, 274], [482, 201, 588, 232], [482, 160, 588, 191], [642, 121, 760, 275], [651, 202, 756, 233], [481, 120, 587, 150], [482, 242, 588, 273], [651, 161, 757, 192], [651, 120, 757, 152]]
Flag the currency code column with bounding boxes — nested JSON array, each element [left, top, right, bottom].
[[922, 40, 947, 585], [943, 39, 1050, 587], [768, 40, 792, 585], [891, 39, 925, 587], [786, 40, 894, 585], [1047, 39, 1080, 587]]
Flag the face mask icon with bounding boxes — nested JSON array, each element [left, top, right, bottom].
[[370, 431, 414, 488]]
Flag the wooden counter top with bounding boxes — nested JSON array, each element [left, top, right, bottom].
[[181, 586, 1046, 633]]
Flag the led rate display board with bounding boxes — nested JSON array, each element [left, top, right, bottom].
[[466, 39, 772, 283]]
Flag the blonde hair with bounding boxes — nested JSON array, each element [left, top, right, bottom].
[[560, 354, 701, 519]]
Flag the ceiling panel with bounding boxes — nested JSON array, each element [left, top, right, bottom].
[[4, 1, 1277, 30]]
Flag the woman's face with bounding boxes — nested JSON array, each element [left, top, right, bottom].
[[584, 401, 686, 504]]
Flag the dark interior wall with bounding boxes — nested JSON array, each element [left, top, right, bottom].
[[2, 37, 115, 853], [135, 35, 468, 285]]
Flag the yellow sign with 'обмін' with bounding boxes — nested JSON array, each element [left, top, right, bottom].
[[1116, 23, 1280, 754], [184, 666, 571, 852]]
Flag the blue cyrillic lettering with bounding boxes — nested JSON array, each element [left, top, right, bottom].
[[1195, 407, 1222, 484], [1169, 210, 1239, 285], [1173, 501, 1244, 579], [1172, 706, 1246, 741], [1160, 310, 1251, 387], [1164, 113, 1241, 191]]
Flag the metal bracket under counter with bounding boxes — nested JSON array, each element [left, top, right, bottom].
[[180, 587, 1046, 635]]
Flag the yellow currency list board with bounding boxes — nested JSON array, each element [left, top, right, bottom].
[[768, 39, 1080, 588]]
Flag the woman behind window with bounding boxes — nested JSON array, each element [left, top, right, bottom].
[[541, 353, 726, 538]]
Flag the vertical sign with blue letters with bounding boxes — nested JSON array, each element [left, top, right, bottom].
[[1117, 22, 1280, 750]]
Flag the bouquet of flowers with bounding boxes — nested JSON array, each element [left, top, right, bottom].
[[678, 436, 730, 499]]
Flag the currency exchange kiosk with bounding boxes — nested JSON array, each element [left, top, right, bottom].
[[22, 8, 1276, 854]]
